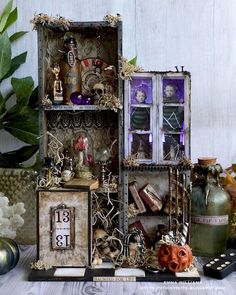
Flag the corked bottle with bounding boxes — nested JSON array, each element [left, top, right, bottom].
[[60, 36, 81, 104], [190, 158, 231, 257]]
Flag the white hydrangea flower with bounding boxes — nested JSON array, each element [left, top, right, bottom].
[[10, 215, 24, 228], [1, 228, 16, 239], [0, 192, 25, 239], [0, 207, 3, 218], [6, 206, 14, 218], [0, 217, 11, 227], [0, 195, 9, 205], [12, 203, 26, 215]]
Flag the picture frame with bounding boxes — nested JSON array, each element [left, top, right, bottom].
[[37, 190, 92, 267]]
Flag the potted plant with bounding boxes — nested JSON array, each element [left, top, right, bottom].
[[0, 0, 39, 244]]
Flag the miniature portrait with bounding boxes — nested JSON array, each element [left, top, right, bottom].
[[130, 77, 153, 105], [130, 91, 150, 131], [163, 79, 184, 103], [129, 77, 153, 159], [130, 77, 152, 131]]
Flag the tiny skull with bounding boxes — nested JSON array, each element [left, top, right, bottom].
[[93, 228, 109, 253], [158, 243, 193, 273], [93, 228, 120, 259], [92, 83, 106, 102]]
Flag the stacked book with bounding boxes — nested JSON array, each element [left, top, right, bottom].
[[129, 182, 163, 214]]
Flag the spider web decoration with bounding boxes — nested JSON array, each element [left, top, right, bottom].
[[163, 135, 181, 161], [163, 112, 181, 131]]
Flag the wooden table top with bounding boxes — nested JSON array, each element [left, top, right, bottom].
[[0, 245, 236, 295]]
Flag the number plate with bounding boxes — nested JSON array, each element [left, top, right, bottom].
[[51, 204, 75, 250]]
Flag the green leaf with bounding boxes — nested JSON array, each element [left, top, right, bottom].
[[0, 145, 38, 168], [4, 105, 38, 123], [11, 76, 34, 106], [28, 152, 40, 171], [0, 152, 20, 168], [0, 31, 11, 80], [2, 106, 39, 146], [8, 145, 38, 162], [128, 56, 137, 66], [2, 7, 17, 32], [3, 104, 29, 120], [4, 116, 39, 144], [28, 86, 39, 109], [0, 0, 13, 33], [0, 91, 6, 117], [1, 51, 27, 81], [9, 31, 27, 42]]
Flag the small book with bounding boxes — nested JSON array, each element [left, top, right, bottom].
[[63, 178, 99, 190], [139, 184, 163, 213], [129, 182, 146, 214]]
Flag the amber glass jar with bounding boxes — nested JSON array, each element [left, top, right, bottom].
[[60, 37, 81, 104]]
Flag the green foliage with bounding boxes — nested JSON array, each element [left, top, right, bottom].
[[0, 32, 11, 80], [128, 56, 137, 66], [0, 0, 38, 168]]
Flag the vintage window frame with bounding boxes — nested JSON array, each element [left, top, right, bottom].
[[124, 72, 157, 163], [124, 72, 190, 164], [37, 190, 92, 267]]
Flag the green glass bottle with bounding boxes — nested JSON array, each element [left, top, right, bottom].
[[190, 158, 231, 257]]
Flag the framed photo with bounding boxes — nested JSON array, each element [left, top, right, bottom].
[[162, 78, 185, 103], [124, 73, 155, 163], [37, 190, 91, 267]]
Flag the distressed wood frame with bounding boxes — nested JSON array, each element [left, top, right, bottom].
[[37, 190, 92, 267], [124, 71, 191, 164]]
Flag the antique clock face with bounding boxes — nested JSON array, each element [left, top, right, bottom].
[[81, 58, 104, 95], [81, 58, 116, 95], [51, 204, 75, 250], [81, 70, 101, 94]]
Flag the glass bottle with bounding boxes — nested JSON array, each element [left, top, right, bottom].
[[60, 36, 81, 104], [190, 158, 231, 257]]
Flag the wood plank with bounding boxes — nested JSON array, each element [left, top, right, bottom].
[[0, 246, 235, 295]]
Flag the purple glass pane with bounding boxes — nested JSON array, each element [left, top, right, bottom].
[[130, 106, 150, 131], [163, 106, 184, 131], [130, 77, 153, 104], [163, 79, 184, 103], [131, 133, 152, 159], [163, 133, 185, 161]]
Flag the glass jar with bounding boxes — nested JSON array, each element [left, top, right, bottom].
[[190, 158, 231, 257]]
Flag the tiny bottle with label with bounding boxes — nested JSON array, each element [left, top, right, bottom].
[[190, 158, 231, 257], [60, 36, 81, 104]]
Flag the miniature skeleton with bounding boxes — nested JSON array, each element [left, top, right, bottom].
[[92, 82, 106, 103], [92, 228, 121, 265]]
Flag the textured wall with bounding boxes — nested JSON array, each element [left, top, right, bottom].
[[0, 0, 236, 167]]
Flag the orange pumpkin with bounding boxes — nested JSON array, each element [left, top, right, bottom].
[[158, 243, 193, 273]]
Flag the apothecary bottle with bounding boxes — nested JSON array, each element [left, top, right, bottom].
[[190, 158, 231, 257], [60, 36, 81, 104]]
